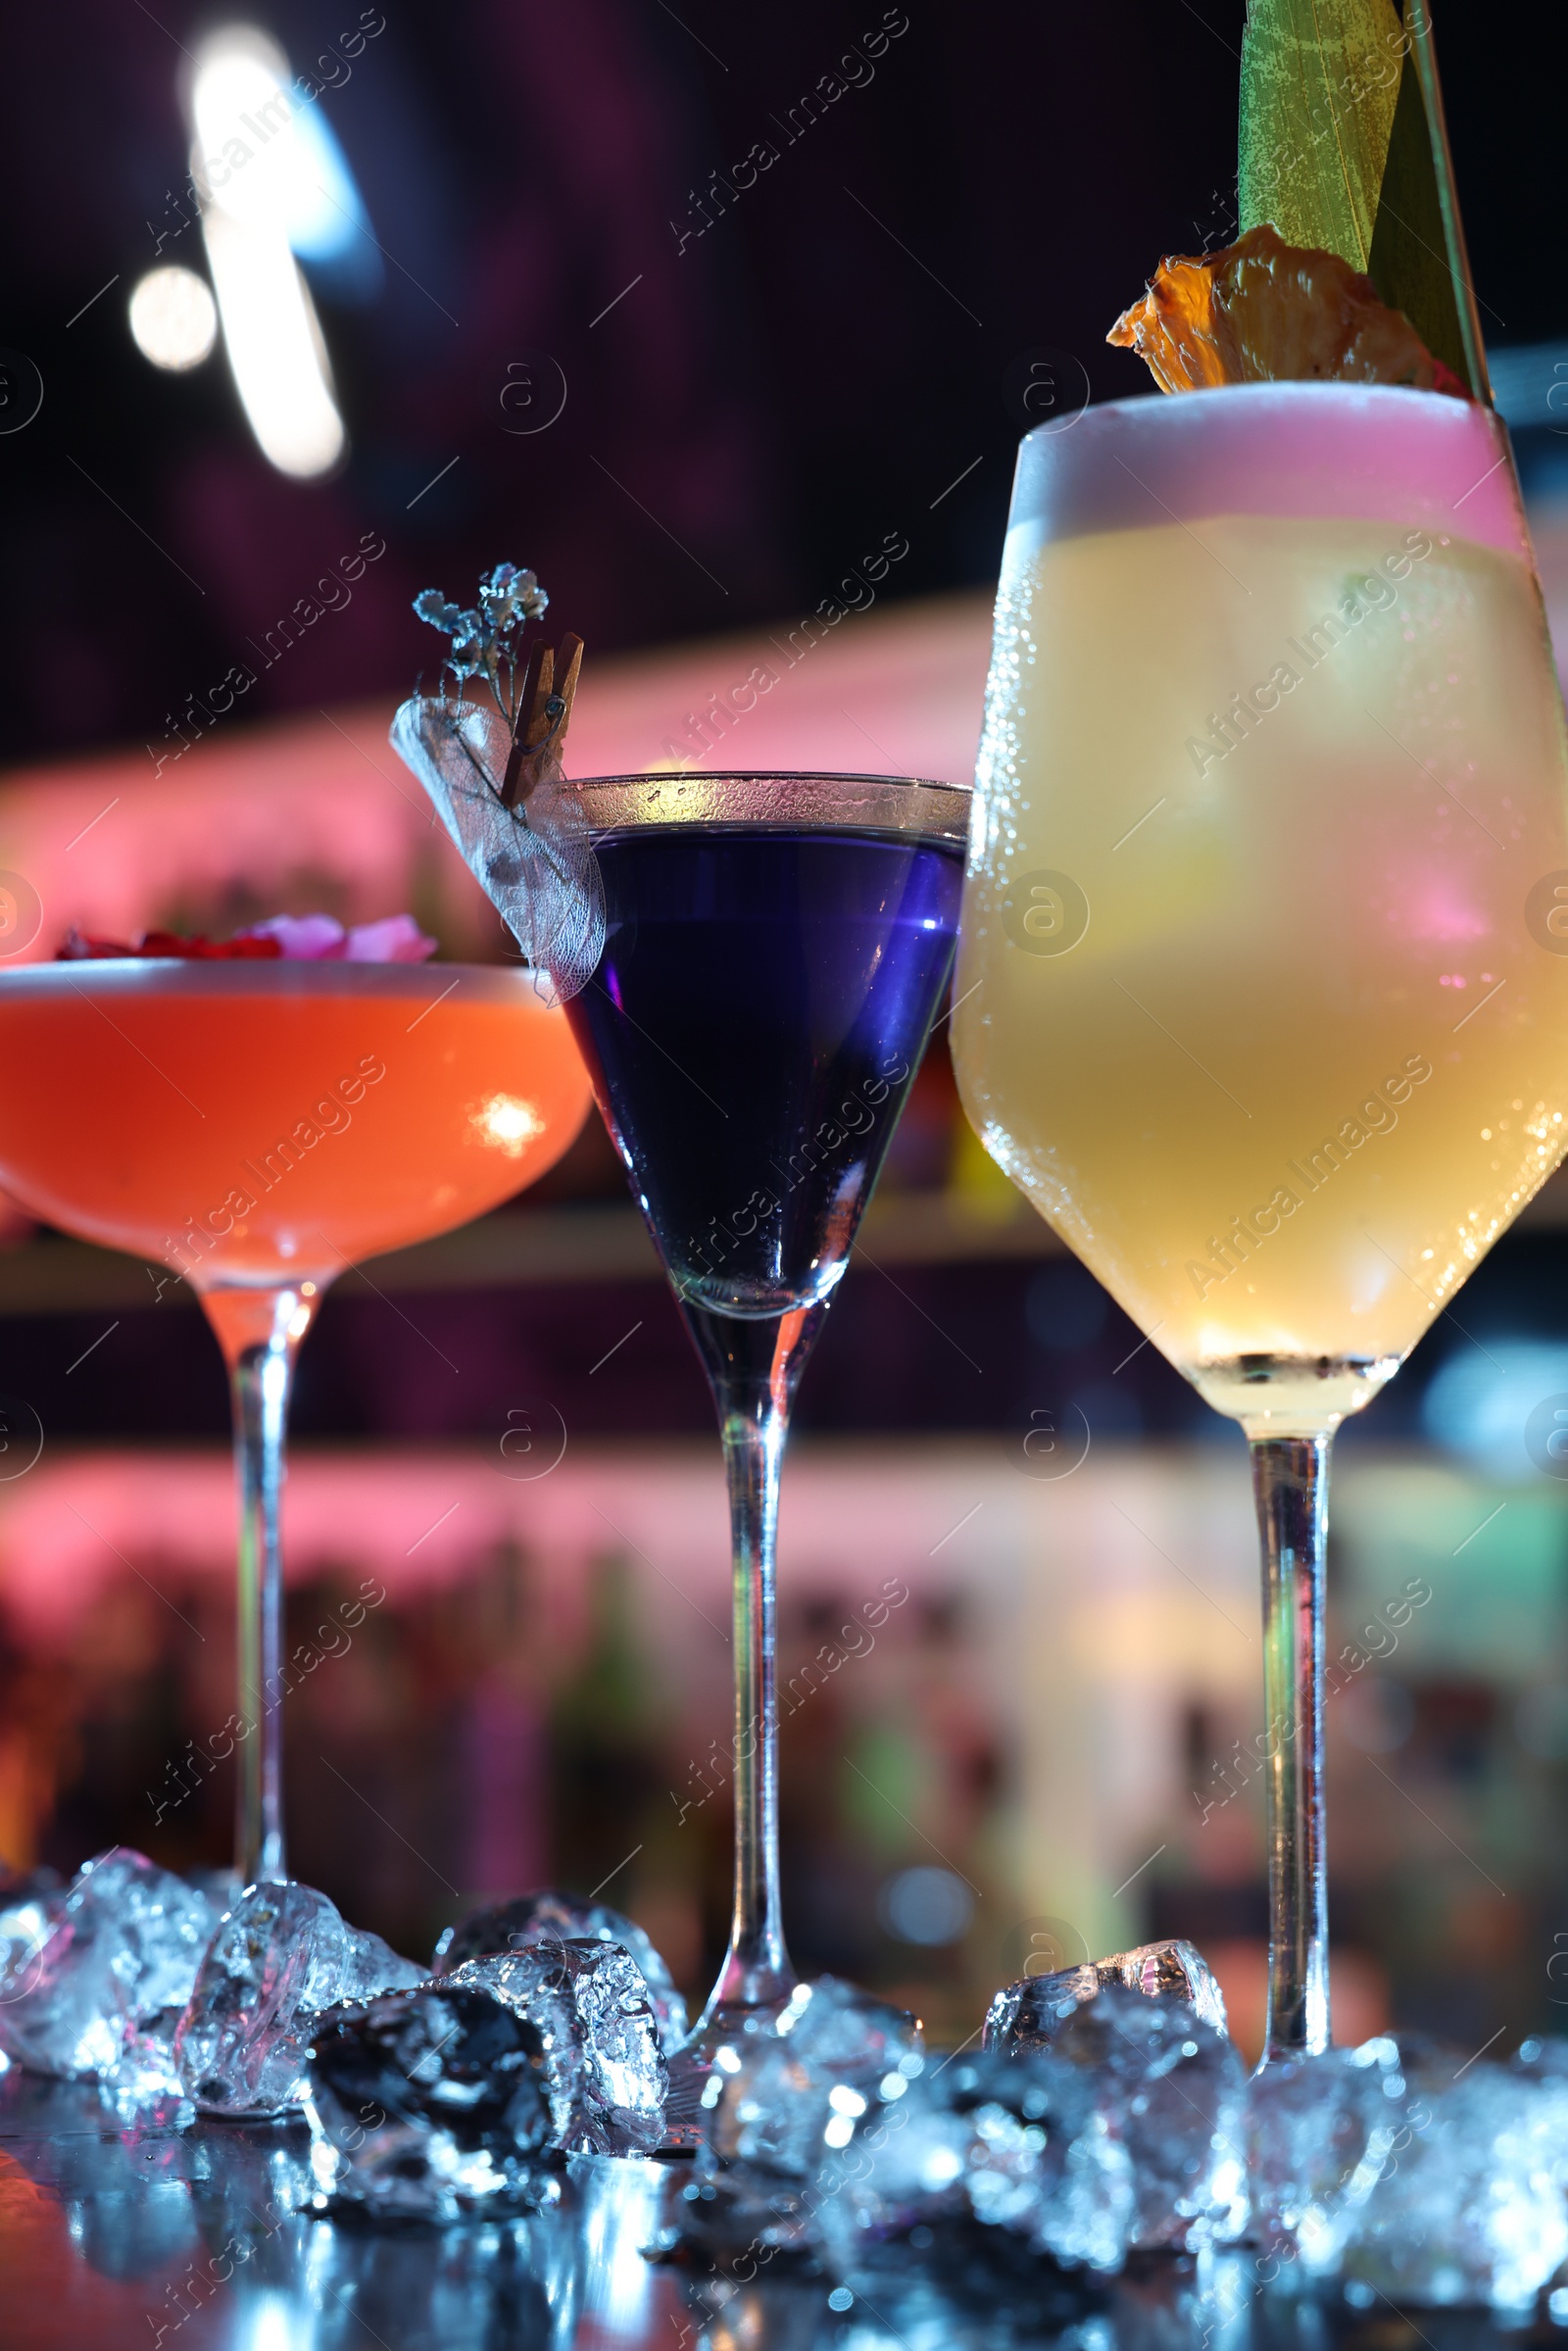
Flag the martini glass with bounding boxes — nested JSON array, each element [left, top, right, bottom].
[[563, 772, 967, 2042], [952, 384, 1568, 2061], [0, 958, 591, 1886]]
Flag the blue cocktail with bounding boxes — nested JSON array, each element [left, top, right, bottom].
[[564, 772, 967, 2041]]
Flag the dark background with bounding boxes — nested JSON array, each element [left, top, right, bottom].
[[3, 0, 1564, 763]]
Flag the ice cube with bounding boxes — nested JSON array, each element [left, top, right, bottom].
[[986, 1937, 1228, 2042], [173, 1879, 422, 2117], [815, 2045, 1134, 2278], [1515, 2033, 1568, 2080], [1514, 2033, 1568, 2176], [447, 1945, 576, 2134], [1247, 2043, 1393, 2280], [697, 1976, 921, 2179], [454, 1935, 666, 2154], [0, 1849, 219, 2085], [554, 1938, 667, 2153], [434, 1888, 688, 2052], [987, 1975, 1247, 2251], [305, 1980, 561, 2222], [1347, 2038, 1568, 2314], [1250, 2034, 1568, 2311], [0, 1873, 65, 2015]]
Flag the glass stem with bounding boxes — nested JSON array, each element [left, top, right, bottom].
[[203, 1287, 317, 1888], [682, 1298, 826, 2025], [1250, 1432, 1332, 2063]]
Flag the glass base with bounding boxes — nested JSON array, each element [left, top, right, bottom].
[[1194, 1349, 1399, 1432], [662, 1979, 803, 2149]]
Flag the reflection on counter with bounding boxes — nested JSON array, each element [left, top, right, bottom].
[[0, 2069, 1555, 2351]]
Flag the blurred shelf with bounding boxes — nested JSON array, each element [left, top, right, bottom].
[[0, 1191, 1062, 1318], [8, 1166, 1568, 1319]]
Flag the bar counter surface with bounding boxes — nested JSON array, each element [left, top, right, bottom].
[[1, 2066, 1560, 2351]]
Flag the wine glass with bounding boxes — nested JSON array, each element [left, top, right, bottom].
[[952, 383, 1568, 2058], [0, 957, 591, 1886], [562, 772, 967, 2039]]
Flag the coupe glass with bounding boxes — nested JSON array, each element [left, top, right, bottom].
[[952, 384, 1568, 2058], [563, 772, 967, 2040], [0, 958, 591, 1886]]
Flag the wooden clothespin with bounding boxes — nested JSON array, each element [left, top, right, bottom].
[[501, 633, 584, 808]]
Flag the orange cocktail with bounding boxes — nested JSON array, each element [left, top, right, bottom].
[[0, 958, 591, 1886], [0, 960, 589, 1286]]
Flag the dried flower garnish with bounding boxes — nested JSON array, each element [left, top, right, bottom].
[[413, 563, 550, 726], [413, 563, 581, 810]]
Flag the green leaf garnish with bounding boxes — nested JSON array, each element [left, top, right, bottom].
[[1239, 0, 1489, 400], [1239, 0, 1402, 273]]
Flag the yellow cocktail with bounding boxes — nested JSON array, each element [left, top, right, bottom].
[[953, 382, 1568, 2057], [956, 502, 1568, 1432]]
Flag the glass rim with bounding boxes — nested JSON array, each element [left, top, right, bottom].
[[0, 958, 546, 1000], [1008, 378, 1523, 560], [1029, 377, 1466, 436], [564, 768, 972, 845]]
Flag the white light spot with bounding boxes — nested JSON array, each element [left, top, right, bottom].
[[128, 267, 218, 371], [188, 24, 349, 478], [190, 24, 368, 258], [199, 203, 344, 477], [471, 1093, 544, 1157]]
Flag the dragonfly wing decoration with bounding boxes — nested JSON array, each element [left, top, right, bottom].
[[389, 695, 605, 1005], [512, 752, 606, 1007]]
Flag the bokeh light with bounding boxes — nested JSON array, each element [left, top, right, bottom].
[[126, 267, 218, 371], [188, 22, 349, 478]]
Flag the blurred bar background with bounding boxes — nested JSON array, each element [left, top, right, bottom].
[[5, 0, 1568, 2065]]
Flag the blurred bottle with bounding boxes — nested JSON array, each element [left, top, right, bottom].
[[461, 1541, 551, 1903], [548, 1551, 677, 1916]]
